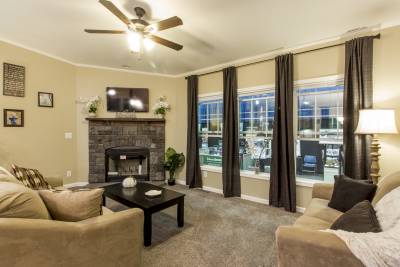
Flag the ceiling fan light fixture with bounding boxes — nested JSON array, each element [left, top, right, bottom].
[[128, 31, 141, 53], [144, 38, 155, 50]]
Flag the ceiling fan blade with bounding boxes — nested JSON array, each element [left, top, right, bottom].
[[145, 16, 183, 33], [99, 0, 131, 26], [84, 29, 126, 34], [148, 35, 183, 51]]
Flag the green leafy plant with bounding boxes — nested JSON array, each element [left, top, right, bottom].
[[164, 147, 185, 181]]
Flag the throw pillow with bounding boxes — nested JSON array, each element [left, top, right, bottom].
[[328, 175, 377, 212], [39, 188, 104, 222], [0, 181, 51, 219], [330, 200, 381, 233], [11, 164, 51, 190]]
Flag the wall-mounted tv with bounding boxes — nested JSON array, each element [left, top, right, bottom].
[[106, 87, 149, 112]]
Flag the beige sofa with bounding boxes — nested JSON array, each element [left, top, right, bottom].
[[0, 177, 144, 267], [276, 172, 400, 267]]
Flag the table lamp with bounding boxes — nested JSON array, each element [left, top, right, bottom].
[[355, 109, 399, 184]]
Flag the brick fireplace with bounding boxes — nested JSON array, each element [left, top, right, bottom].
[[87, 118, 165, 183]]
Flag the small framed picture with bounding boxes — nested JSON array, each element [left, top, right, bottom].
[[3, 109, 24, 127], [38, 92, 54, 107]]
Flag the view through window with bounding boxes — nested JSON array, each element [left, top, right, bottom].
[[296, 84, 343, 182], [198, 76, 344, 182]]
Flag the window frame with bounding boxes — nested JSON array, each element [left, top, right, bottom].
[[198, 75, 344, 186]]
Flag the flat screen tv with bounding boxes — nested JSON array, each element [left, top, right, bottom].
[[106, 87, 149, 112]]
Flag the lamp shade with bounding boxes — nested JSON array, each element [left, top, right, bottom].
[[355, 109, 399, 134]]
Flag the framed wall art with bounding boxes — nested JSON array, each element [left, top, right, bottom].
[[3, 109, 24, 127], [38, 92, 54, 107], [3, 63, 25, 97]]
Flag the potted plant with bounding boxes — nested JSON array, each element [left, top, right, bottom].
[[86, 96, 101, 117], [152, 96, 170, 118], [164, 147, 185, 186]]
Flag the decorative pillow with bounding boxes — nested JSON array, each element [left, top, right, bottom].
[[330, 200, 381, 233], [11, 164, 51, 190], [0, 181, 51, 219], [39, 188, 104, 222], [328, 175, 377, 212], [0, 166, 23, 185]]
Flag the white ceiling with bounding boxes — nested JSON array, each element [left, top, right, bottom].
[[1, 0, 400, 76]]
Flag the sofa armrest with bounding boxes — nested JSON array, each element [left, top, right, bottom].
[[45, 176, 63, 187], [276, 226, 363, 267], [0, 209, 144, 267], [312, 182, 334, 200]]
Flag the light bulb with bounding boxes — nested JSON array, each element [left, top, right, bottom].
[[127, 31, 141, 53], [144, 38, 155, 50], [107, 89, 116, 96]]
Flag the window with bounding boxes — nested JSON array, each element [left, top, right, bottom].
[[197, 75, 343, 183], [296, 82, 343, 182], [239, 91, 275, 174], [198, 98, 223, 167]]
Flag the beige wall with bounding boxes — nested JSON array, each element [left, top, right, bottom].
[[197, 25, 400, 209], [75, 67, 186, 182], [2, 25, 400, 209], [0, 41, 77, 183], [0, 41, 187, 184]]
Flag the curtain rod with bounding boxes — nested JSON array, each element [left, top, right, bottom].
[[185, 33, 380, 79]]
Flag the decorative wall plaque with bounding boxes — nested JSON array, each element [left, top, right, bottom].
[[3, 63, 25, 97]]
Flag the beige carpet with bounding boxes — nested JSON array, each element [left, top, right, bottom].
[[107, 184, 298, 267]]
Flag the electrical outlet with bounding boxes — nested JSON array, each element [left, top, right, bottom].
[[64, 132, 73, 139], [202, 170, 208, 178], [66, 170, 72, 177]]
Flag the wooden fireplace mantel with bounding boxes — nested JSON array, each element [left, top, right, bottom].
[[86, 117, 165, 123]]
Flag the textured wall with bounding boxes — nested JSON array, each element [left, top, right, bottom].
[[88, 119, 165, 182]]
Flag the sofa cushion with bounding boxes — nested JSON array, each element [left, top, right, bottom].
[[328, 175, 377, 212], [331, 200, 381, 233], [0, 166, 13, 178], [39, 188, 104, 222], [294, 215, 333, 230], [304, 198, 343, 223], [11, 164, 51, 190], [372, 171, 400, 206], [0, 182, 51, 219]]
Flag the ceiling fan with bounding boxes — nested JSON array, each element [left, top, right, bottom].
[[84, 0, 183, 52]]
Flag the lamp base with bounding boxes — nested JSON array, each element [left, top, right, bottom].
[[370, 135, 381, 184]]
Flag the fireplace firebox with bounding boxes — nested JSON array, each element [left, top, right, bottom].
[[105, 146, 150, 182]]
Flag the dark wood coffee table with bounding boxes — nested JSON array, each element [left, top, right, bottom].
[[102, 182, 185, 246]]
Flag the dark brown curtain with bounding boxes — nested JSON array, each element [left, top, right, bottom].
[[222, 67, 241, 197], [343, 36, 374, 180], [186, 75, 203, 188], [269, 54, 296, 212]]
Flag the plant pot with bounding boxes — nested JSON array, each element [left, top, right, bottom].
[[88, 112, 97, 118], [168, 179, 176, 186], [156, 113, 165, 119]]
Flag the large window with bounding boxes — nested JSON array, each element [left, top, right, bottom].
[[198, 98, 223, 167], [198, 75, 343, 183], [296, 83, 343, 182], [239, 92, 275, 174]]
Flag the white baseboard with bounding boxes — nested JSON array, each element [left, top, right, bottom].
[[176, 179, 305, 213], [241, 194, 269, 205], [202, 185, 223, 194], [63, 182, 89, 188]]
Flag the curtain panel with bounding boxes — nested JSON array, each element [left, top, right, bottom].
[[269, 54, 297, 212], [186, 75, 203, 188], [222, 66, 241, 197], [343, 36, 374, 180]]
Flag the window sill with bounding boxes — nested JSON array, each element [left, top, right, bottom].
[[200, 165, 327, 188], [200, 165, 269, 180]]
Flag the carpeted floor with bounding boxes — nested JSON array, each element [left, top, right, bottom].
[[107, 184, 298, 267]]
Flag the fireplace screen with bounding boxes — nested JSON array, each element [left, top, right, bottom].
[[105, 146, 150, 182]]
